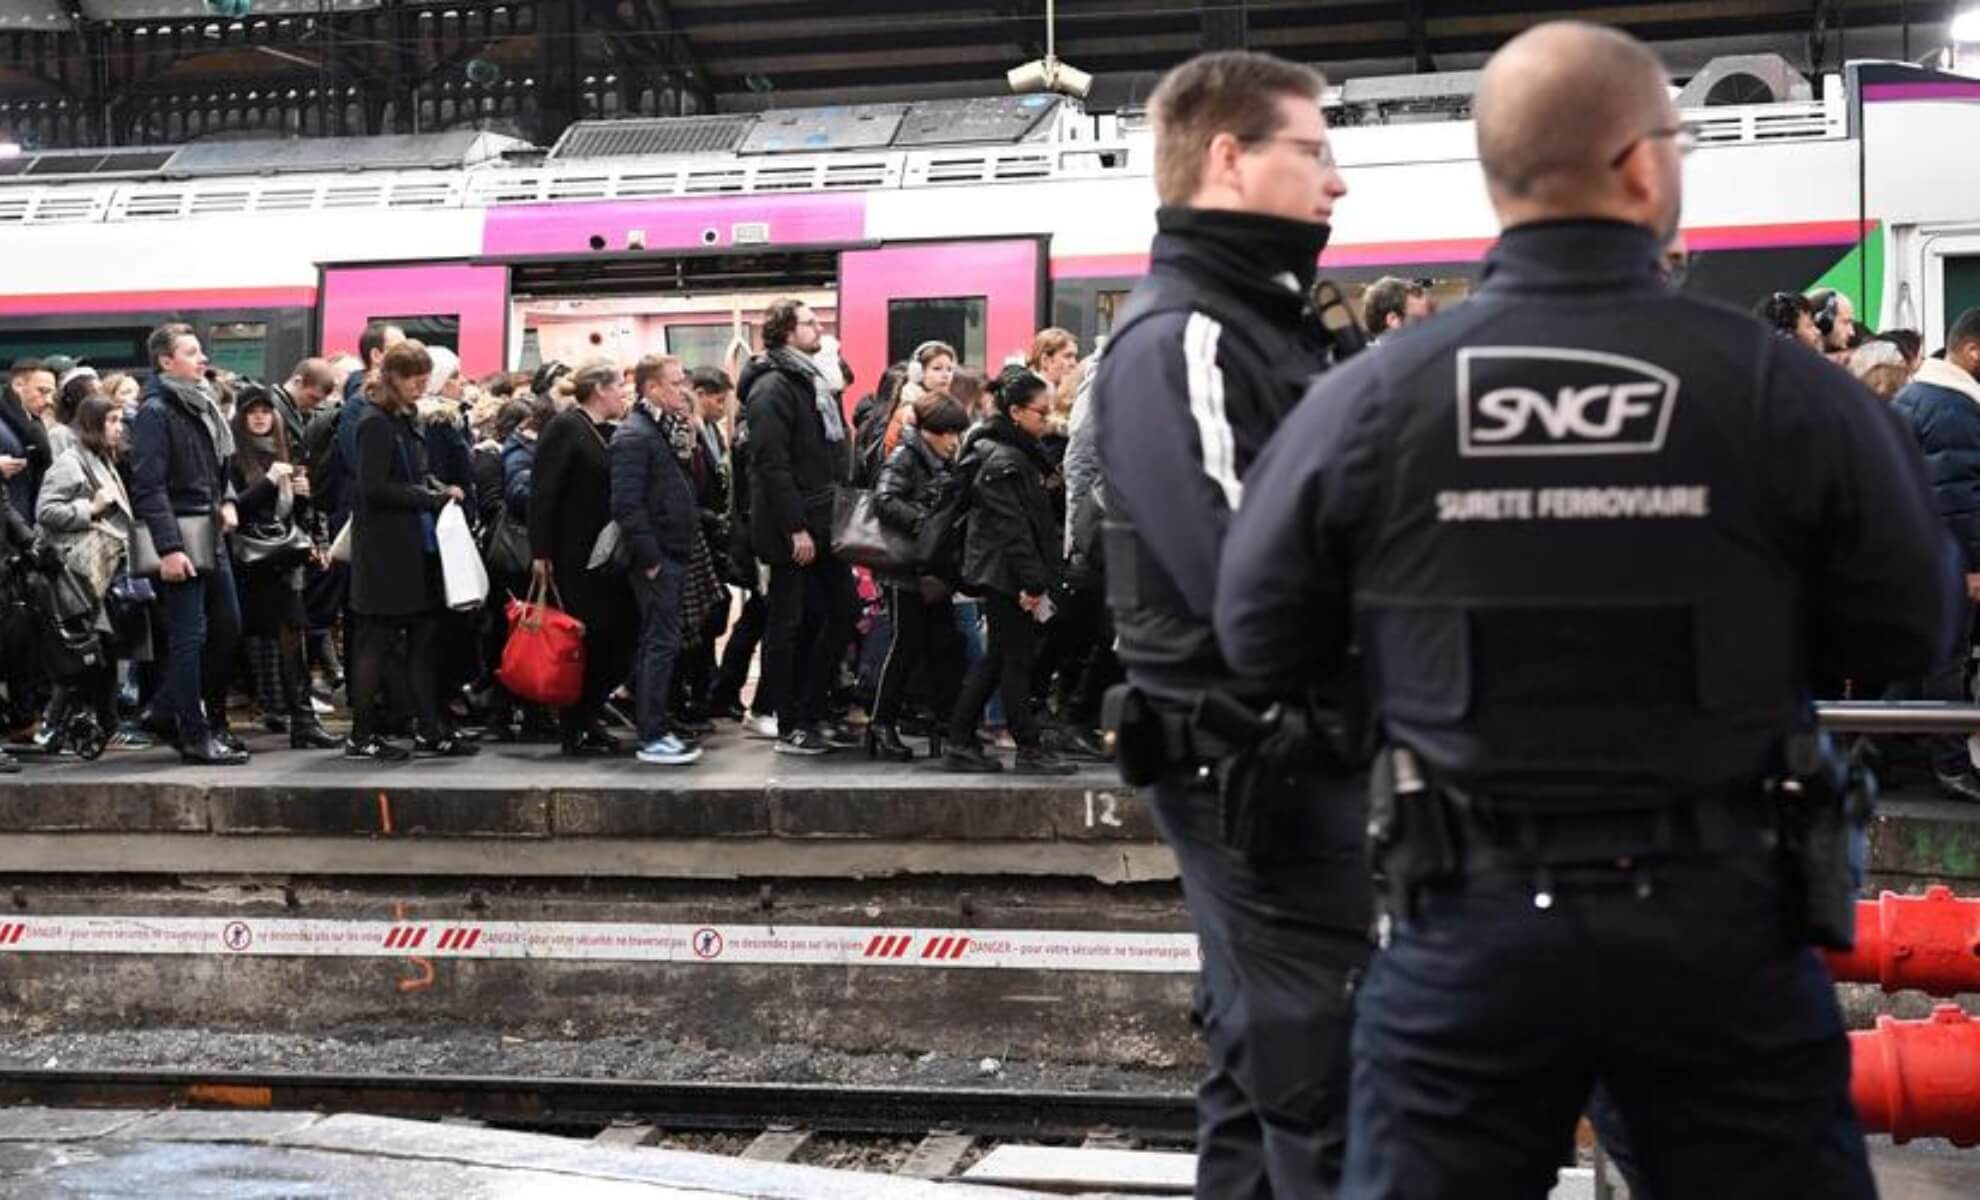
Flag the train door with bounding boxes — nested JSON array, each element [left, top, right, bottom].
[[1921, 233, 1980, 345], [318, 262, 510, 375], [837, 239, 1044, 389]]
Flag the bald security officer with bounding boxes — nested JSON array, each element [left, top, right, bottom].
[[1216, 22, 1958, 1200]]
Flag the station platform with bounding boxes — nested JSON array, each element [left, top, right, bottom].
[[0, 724, 1154, 883], [0, 1107, 1038, 1198], [2, 1107, 1975, 1198], [0, 724, 1973, 886]]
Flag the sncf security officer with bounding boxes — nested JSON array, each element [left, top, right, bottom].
[[1216, 23, 1958, 1200], [1091, 51, 1369, 1198]]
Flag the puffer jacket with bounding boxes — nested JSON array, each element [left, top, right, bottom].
[[958, 413, 1060, 599], [1893, 358, 1980, 570], [873, 427, 959, 589]]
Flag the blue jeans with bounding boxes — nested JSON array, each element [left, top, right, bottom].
[[156, 557, 241, 745], [632, 557, 686, 742], [1342, 853, 1873, 1200]]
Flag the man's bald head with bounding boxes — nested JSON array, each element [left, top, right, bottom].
[[1475, 22, 1676, 217]]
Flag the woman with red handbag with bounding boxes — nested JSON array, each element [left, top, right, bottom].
[[346, 340, 477, 761]]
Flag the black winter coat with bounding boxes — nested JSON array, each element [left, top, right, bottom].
[[529, 406, 631, 635], [740, 354, 846, 565], [959, 415, 1060, 599], [874, 430, 959, 589], [129, 376, 230, 559], [609, 404, 697, 569], [350, 406, 447, 617], [1894, 366, 1980, 571], [471, 442, 506, 532]]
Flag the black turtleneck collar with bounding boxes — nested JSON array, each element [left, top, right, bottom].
[[1480, 219, 1666, 292], [1151, 206, 1332, 316]]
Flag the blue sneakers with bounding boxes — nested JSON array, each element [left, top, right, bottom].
[[637, 735, 703, 766]]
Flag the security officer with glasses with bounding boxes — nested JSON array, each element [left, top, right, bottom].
[[1216, 22, 1957, 1200], [1091, 49, 1370, 1200]]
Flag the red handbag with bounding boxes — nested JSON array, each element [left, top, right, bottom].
[[498, 574, 587, 708]]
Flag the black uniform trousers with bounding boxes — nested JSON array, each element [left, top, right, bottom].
[[1342, 852, 1875, 1200], [1149, 769, 1373, 1200]]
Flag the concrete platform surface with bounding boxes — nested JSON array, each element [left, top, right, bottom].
[[2, 727, 1978, 883], [0, 1107, 1045, 1199]]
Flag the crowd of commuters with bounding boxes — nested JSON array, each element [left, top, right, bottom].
[[0, 270, 1974, 781], [0, 304, 1131, 775]]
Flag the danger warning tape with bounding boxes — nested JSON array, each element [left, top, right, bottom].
[[0, 917, 1200, 973]]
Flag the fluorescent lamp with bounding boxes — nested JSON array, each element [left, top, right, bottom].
[[1954, 7, 1980, 43]]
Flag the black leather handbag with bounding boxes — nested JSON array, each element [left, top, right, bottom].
[[230, 521, 315, 571]]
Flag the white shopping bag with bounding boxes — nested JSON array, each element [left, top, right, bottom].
[[436, 501, 489, 611]]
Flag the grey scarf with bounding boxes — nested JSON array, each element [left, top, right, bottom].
[[157, 375, 236, 461], [768, 345, 846, 443]]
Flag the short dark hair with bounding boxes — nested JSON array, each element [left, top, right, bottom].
[[762, 298, 806, 350], [1361, 276, 1426, 332], [690, 366, 733, 396], [987, 364, 1048, 416], [481, 372, 516, 398], [9, 357, 48, 382], [147, 323, 196, 373], [493, 397, 533, 441], [359, 321, 400, 366], [1755, 291, 1812, 338], [1149, 51, 1328, 207], [290, 357, 336, 394], [913, 393, 969, 435], [1951, 307, 1980, 350]]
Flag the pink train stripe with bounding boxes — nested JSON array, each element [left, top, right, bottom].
[[0, 287, 318, 316]]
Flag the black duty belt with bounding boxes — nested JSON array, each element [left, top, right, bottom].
[[1448, 785, 1775, 872]]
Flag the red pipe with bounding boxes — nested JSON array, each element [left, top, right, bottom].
[[1851, 1005, 1980, 1147], [1825, 886, 1980, 996]]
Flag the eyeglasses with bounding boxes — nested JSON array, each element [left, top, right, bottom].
[[1608, 123, 1698, 169], [1243, 135, 1339, 170]]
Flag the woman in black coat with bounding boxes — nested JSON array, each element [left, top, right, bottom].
[[944, 368, 1072, 775], [347, 340, 475, 761], [229, 385, 336, 749], [528, 362, 636, 756], [867, 393, 970, 761]]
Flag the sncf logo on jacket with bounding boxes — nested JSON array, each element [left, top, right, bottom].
[[1457, 347, 1679, 458]]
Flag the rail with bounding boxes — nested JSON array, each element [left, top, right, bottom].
[[1815, 702, 1980, 733], [0, 1069, 1197, 1143]]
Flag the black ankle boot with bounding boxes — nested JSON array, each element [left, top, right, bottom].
[[290, 717, 340, 750], [865, 723, 914, 762]]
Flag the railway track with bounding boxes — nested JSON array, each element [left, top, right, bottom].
[[0, 1067, 1198, 1145]]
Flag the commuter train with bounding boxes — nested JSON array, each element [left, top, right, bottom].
[[1, 58, 1978, 389]]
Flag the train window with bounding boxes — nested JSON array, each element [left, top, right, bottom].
[[373, 314, 460, 354], [0, 327, 151, 373], [1944, 256, 1980, 343], [205, 322, 268, 378], [888, 297, 986, 368], [668, 322, 755, 371]]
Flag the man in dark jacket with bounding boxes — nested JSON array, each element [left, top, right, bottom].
[[271, 358, 336, 454], [612, 354, 703, 767], [1891, 305, 1980, 802], [131, 324, 248, 766], [0, 358, 54, 519], [1220, 25, 1954, 1195], [1088, 49, 1364, 1197], [741, 298, 858, 756]]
